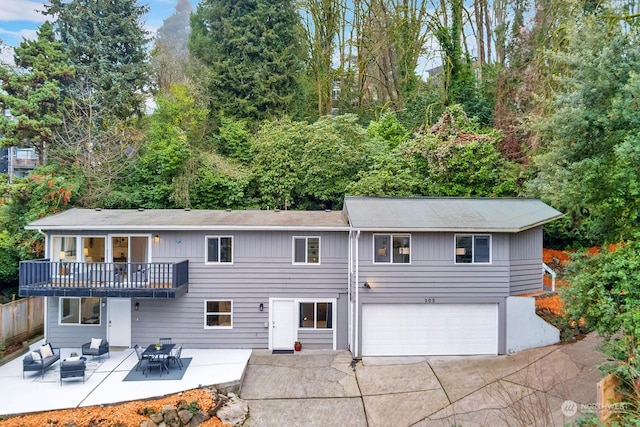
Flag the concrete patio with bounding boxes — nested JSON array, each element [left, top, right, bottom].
[[0, 341, 251, 417]]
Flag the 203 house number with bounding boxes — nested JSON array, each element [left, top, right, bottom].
[[424, 298, 436, 303]]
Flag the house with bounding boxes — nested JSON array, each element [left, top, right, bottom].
[[19, 197, 563, 357]]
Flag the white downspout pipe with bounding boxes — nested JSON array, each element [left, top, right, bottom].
[[347, 230, 352, 352], [354, 230, 361, 358]]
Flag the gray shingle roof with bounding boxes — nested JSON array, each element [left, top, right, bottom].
[[342, 197, 563, 232], [26, 197, 562, 233], [26, 208, 349, 231]]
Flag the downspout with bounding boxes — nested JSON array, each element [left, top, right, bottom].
[[347, 230, 352, 352], [37, 229, 48, 342], [354, 230, 361, 359]]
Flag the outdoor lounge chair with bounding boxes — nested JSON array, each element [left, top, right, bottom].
[[81, 338, 109, 359]]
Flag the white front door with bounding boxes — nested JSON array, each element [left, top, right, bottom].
[[271, 299, 296, 350], [107, 298, 132, 347]]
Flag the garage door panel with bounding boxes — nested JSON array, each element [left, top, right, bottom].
[[362, 304, 498, 356]]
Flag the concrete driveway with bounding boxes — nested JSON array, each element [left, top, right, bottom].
[[240, 333, 607, 427]]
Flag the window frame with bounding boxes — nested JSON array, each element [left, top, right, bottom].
[[205, 236, 234, 265], [454, 234, 492, 264], [292, 236, 321, 265], [298, 301, 334, 330], [204, 300, 233, 329], [373, 233, 411, 264], [59, 297, 101, 326]]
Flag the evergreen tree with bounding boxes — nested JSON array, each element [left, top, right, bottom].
[[152, 0, 193, 91], [189, 0, 307, 122], [44, 0, 151, 119], [0, 21, 74, 159]]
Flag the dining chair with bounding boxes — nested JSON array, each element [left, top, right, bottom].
[[159, 338, 172, 345], [168, 345, 183, 369], [144, 355, 164, 377], [133, 345, 150, 371]]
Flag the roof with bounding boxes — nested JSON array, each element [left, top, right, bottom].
[[343, 197, 563, 233], [26, 208, 350, 231]]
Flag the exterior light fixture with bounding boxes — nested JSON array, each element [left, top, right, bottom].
[[364, 282, 371, 288], [153, 234, 160, 242], [134, 302, 139, 311], [259, 303, 264, 311]]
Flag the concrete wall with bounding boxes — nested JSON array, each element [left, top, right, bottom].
[[505, 296, 559, 353]]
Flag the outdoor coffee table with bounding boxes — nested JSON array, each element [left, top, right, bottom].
[[142, 344, 174, 375]]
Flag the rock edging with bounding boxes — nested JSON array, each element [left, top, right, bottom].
[[139, 388, 248, 427]]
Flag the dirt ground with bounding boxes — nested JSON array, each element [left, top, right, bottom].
[[0, 388, 228, 427]]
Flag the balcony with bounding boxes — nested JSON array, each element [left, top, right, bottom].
[[19, 260, 189, 298]]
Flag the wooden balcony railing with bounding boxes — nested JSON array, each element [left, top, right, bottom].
[[19, 259, 189, 298]]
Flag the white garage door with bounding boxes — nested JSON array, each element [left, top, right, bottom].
[[362, 304, 498, 356]]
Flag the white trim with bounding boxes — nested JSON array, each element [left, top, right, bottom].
[[454, 234, 492, 264], [204, 235, 234, 265], [296, 300, 335, 330], [269, 297, 338, 350], [203, 299, 233, 329], [372, 233, 411, 265], [58, 296, 102, 326], [292, 236, 321, 265]]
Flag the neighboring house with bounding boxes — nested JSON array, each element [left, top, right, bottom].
[[19, 197, 563, 357], [0, 146, 40, 182]]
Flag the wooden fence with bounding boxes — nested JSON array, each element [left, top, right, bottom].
[[0, 297, 44, 346], [597, 373, 621, 424]]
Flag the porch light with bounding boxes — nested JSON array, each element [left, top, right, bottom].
[[134, 302, 139, 311], [153, 234, 160, 242], [364, 282, 371, 288]]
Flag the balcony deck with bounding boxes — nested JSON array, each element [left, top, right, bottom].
[[19, 259, 189, 298]]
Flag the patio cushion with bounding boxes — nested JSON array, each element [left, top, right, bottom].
[[40, 344, 54, 359], [31, 351, 41, 361], [90, 338, 102, 349]]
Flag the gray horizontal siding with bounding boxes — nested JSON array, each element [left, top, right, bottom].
[[509, 228, 543, 295], [356, 232, 511, 302], [297, 329, 334, 349], [130, 230, 349, 349], [46, 297, 107, 348]]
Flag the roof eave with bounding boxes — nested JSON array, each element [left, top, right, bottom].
[[25, 225, 351, 232]]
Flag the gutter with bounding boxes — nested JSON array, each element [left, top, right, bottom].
[[354, 230, 360, 359]]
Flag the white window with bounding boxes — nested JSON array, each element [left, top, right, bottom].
[[205, 236, 233, 264], [59, 297, 101, 325], [52, 236, 78, 262], [373, 234, 411, 264], [204, 300, 233, 328], [455, 235, 491, 264], [299, 302, 333, 329], [293, 237, 320, 264]]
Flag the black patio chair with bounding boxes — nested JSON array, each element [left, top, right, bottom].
[[167, 345, 183, 369], [134, 344, 150, 371]]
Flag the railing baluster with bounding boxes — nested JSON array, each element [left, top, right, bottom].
[[19, 258, 188, 296]]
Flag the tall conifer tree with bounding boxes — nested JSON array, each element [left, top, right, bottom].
[[45, 0, 151, 119], [0, 21, 74, 160], [189, 0, 307, 122]]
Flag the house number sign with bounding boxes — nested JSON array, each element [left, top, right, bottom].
[[424, 298, 436, 303]]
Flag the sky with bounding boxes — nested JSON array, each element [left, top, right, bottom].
[[0, 0, 195, 64]]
